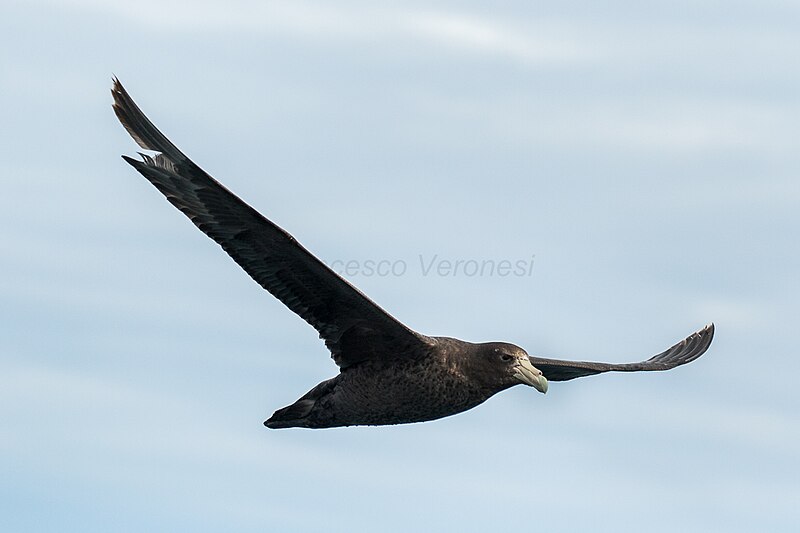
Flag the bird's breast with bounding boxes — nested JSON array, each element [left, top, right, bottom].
[[328, 358, 494, 426]]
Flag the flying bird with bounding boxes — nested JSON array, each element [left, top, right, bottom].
[[111, 78, 714, 429]]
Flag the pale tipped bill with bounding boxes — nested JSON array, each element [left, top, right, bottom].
[[514, 357, 548, 393]]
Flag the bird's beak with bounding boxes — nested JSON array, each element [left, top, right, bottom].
[[514, 358, 548, 394]]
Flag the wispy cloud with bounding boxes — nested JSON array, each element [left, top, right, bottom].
[[37, 0, 602, 65], [401, 10, 599, 65]]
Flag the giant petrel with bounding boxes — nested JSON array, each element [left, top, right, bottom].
[[112, 79, 714, 429]]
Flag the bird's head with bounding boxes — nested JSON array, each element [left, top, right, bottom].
[[472, 342, 548, 394]]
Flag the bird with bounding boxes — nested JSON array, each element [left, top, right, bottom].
[[111, 78, 714, 429]]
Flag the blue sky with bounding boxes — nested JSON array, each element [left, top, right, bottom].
[[1, 1, 798, 531]]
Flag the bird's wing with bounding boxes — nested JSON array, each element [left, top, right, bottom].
[[111, 78, 433, 368], [529, 323, 714, 382]]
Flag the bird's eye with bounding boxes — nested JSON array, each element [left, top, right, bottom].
[[500, 353, 513, 362]]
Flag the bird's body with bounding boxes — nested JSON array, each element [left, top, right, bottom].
[[111, 78, 714, 429], [268, 338, 518, 428]]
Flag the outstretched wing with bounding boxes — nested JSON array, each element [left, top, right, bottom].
[[111, 78, 433, 368], [529, 323, 714, 382]]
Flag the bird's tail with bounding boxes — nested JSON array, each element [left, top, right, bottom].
[[264, 378, 337, 429]]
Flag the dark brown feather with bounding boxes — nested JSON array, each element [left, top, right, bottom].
[[112, 78, 433, 368], [530, 323, 714, 382]]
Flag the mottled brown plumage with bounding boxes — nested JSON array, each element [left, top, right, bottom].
[[112, 78, 714, 429]]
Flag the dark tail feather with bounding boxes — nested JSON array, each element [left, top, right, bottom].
[[264, 378, 337, 429], [265, 401, 316, 429]]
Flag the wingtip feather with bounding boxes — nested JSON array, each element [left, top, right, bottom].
[[111, 78, 186, 160]]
